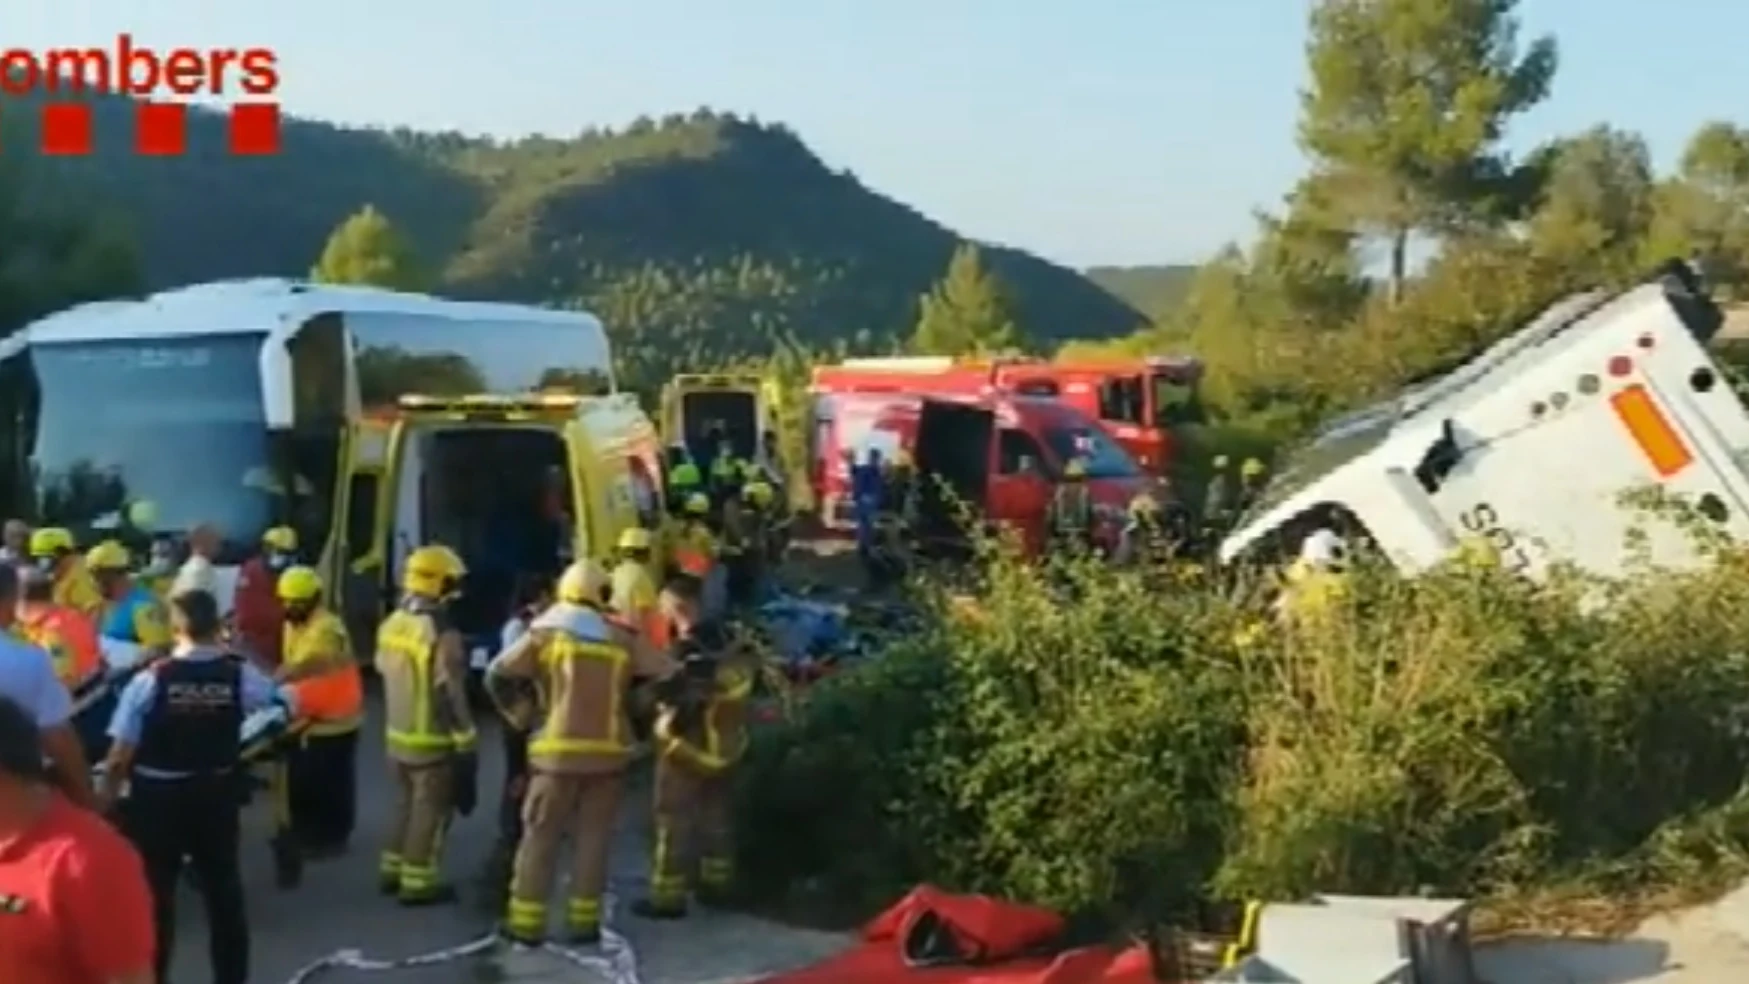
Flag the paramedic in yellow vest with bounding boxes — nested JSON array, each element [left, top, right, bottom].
[[29, 527, 101, 617], [487, 558, 677, 946], [610, 527, 661, 642], [376, 545, 478, 905], [1234, 458, 1269, 515], [88, 540, 174, 664], [1046, 458, 1095, 551], [15, 565, 107, 757], [739, 479, 774, 596], [276, 565, 365, 856], [1275, 528, 1351, 629], [635, 578, 753, 918], [668, 492, 718, 582]]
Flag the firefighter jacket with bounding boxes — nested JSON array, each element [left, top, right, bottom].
[[53, 559, 103, 618], [283, 609, 364, 736], [376, 600, 476, 765], [486, 601, 676, 776], [1046, 484, 1093, 537], [654, 657, 754, 777]]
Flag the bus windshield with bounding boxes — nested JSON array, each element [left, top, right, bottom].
[[31, 332, 278, 548], [1043, 424, 1142, 479]]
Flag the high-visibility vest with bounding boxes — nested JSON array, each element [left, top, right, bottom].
[[672, 524, 715, 577], [284, 609, 364, 736], [376, 607, 476, 762], [18, 604, 105, 714], [53, 560, 103, 618], [655, 663, 753, 775]]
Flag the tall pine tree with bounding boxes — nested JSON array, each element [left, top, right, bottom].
[[310, 204, 428, 290], [1299, 0, 1557, 301], [910, 244, 1024, 356]]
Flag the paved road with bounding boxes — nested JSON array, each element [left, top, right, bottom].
[[161, 696, 848, 984]]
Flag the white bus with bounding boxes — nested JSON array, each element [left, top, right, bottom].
[[0, 278, 613, 602], [1218, 265, 1749, 580]]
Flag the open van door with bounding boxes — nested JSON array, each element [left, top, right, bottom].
[[912, 399, 995, 547], [661, 373, 769, 466], [988, 426, 1054, 555], [559, 419, 598, 566], [319, 417, 399, 665]]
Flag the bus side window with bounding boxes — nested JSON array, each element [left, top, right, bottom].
[[345, 473, 379, 563]]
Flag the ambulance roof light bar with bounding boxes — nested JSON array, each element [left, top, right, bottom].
[[397, 391, 585, 412]]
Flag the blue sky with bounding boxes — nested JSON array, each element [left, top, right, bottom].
[[10, 2, 1745, 269]]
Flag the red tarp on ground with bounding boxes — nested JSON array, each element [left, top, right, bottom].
[[755, 885, 1158, 984]]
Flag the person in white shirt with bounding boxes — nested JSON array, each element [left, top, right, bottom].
[[170, 524, 221, 599], [0, 518, 28, 566]]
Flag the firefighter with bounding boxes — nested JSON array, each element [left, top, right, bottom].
[[235, 526, 300, 669], [738, 480, 774, 599], [14, 565, 106, 758], [275, 565, 364, 857], [635, 582, 753, 918], [1046, 458, 1095, 551], [1235, 458, 1269, 514], [609, 527, 662, 643], [376, 544, 478, 905], [28, 527, 101, 617], [1202, 455, 1234, 533], [1111, 493, 1174, 567], [487, 558, 676, 946], [482, 574, 554, 908], [667, 459, 703, 513], [89, 539, 174, 663], [717, 489, 753, 608]]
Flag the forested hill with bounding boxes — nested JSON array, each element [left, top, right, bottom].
[[1085, 265, 1196, 322], [14, 100, 1143, 377]]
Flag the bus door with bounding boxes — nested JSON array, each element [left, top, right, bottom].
[[661, 373, 768, 467], [319, 417, 401, 664]]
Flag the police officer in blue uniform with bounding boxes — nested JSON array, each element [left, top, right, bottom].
[[98, 589, 296, 984]]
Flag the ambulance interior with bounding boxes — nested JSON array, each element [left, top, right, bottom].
[[679, 390, 758, 463], [912, 401, 995, 543], [389, 423, 573, 641]]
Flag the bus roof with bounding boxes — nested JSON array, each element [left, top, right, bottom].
[[4, 278, 605, 349]]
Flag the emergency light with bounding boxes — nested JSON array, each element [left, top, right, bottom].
[[397, 392, 584, 419]]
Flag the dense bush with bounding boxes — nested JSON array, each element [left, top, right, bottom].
[[736, 520, 1749, 930]]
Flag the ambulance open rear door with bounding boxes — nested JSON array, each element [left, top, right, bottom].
[[319, 416, 400, 666], [660, 373, 779, 466]]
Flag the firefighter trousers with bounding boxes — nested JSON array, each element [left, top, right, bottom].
[[288, 728, 358, 852], [504, 769, 625, 942], [381, 760, 453, 902], [648, 757, 734, 909]]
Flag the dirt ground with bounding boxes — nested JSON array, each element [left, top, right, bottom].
[[1473, 883, 1749, 982]]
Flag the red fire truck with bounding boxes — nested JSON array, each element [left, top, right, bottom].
[[809, 354, 1201, 473]]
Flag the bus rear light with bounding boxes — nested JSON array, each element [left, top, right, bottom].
[[1611, 384, 1692, 478], [1637, 334, 1655, 349], [1608, 356, 1633, 377]]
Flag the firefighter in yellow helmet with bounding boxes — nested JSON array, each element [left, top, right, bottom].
[[29, 527, 101, 617], [1235, 457, 1269, 515], [668, 492, 720, 611], [737, 480, 775, 600], [1202, 453, 1235, 536], [487, 557, 676, 945], [1045, 458, 1094, 551], [635, 577, 754, 918], [610, 527, 660, 642], [375, 544, 477, 905], [276, 565, 363, 856]]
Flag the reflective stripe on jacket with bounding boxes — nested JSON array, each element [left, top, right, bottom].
[[655, 664, 753, 775], [284, 609, 363, 735], [377, 607, 471, 763], [525, 603, 633, 774]]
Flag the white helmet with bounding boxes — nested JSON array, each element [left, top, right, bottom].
[[1299, 528, 1348, 571]]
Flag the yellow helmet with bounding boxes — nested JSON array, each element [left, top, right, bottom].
[[403, 544, 466, 598], [1128, 493, 1161, 517], [1241, 458, 1266, 477], [1212, 455, 1229, 468], [276, 565, 323, 603], [684, 492, 710, 516], [262, 526, 298, 552], [85, 539, 131, 572], [556, 558, 611, 605], [617, 527, 653, 551], [1064, 458, 1088, 479], [28, 527, 73, 557], [742, 480, 773, 506]]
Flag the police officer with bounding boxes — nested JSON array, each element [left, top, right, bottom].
[[376, 544, 478, 905], [99, 589, 295, 984], [487, 558, 676, 946]]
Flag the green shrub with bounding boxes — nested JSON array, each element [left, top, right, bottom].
[[737, 516, 1749, 931]]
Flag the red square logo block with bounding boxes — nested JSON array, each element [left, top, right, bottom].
[[41, 102, 92, 155], [228, 102, 280, 155], [135, 102, 187, 155]]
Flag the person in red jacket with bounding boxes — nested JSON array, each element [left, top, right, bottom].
[[0, 694, 154, 984], [234, 526, 299, 669]]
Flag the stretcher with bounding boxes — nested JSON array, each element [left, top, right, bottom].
[[93, 638, 311, 890]]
